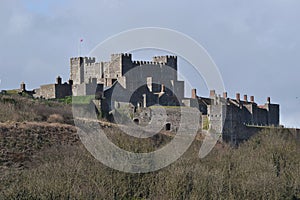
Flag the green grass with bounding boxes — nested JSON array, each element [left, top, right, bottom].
[[5, 90, 19, 95], [71, 95, 95, 105], [202, 115, 209, 130], [56, 96, 72, 104]]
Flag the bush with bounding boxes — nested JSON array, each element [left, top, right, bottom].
[[0, 94, 73, 124], [47, 114, 64, 123], [1, 128, 300, 199]]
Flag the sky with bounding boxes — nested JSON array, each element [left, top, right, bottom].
[[0, 0, 299, 127]]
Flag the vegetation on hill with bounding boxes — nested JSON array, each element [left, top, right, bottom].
[[0, 94, 73, 124], [1, 126, 300, 199], [0, 94, 299, 199]]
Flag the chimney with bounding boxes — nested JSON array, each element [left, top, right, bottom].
[[267, 97, 271, 104], [191, 89, 197, 99], [20, 82, 26, 92], [236, 93, 240, 102], [143, 94, 147, 108], [250, 96, 255, 103], [210, 90, 215, 98], [223, 92, 228, 99], [244, 95, 248, 102], [161, 84, 165, 93], [56, 76, 62, 85]]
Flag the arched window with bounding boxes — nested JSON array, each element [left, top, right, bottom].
[[133, 118, 139, 125], [165, 123, 171, 131]]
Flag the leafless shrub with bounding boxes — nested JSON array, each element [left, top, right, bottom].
[[0, 94, 73, 124], [47, 114, 64, 123], [1, 128, 300, 199]]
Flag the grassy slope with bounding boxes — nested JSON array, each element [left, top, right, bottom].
[[0, 94, 300, 199], [0, 94, 73, 124]]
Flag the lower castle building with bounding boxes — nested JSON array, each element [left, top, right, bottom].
[[33, 76, 72, 99], [186, 89, 279, 143]]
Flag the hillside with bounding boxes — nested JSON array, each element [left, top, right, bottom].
[[0, 93, 73, 124], [0, 94, 300, 199]]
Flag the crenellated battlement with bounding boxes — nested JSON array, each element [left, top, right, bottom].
[[70, 57, 96, 63], [111, 53, 132, 61], [85, 62, 99, 67], [132, 60, 165, 66], [70, 53, 179, 86], [153, 55, 177, 62], [70, 57, 81, 61], [83, 57, 96, 64]]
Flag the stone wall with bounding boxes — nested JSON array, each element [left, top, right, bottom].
[[37, 84, 56, 99], [72, 82, 103, 97], [133, 107, 201, 133], [34, 83, 72, 99], [55, 84, 72, 99]]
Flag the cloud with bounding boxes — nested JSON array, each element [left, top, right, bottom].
[[8, 13, 33, 34], [0, 0, 299, 127]]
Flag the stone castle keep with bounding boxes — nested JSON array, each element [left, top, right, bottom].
[[24, 53, 279, 144]]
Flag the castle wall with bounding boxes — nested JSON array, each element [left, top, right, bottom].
[[84, 62, 102, 83], [123, 63, 182, 101], [206, 96, 280, 144], [72, 83, 103, 97], [172, 80, 184, 100], [34, 83, 72, 99], [55, 84, 72, 99], [182, 98, 199, 108], [208, 103, 227, 134], [133, 107, 201, 132], [37, 84, 56, 99], [266, 104, 280, 125], [253, 106, 268, 126]]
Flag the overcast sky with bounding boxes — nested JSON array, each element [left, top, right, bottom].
[[0, 0, 299, 127]]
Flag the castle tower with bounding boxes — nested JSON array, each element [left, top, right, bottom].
[[119, 53, 133, 76], [103, 53, 133, 87], [70, 57, 84, 84], [152, 55, 178, 82], [70, 57, 97, 85]]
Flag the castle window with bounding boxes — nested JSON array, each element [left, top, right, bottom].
[[165, 123, 171, 131], [133, 118, 139, 125]]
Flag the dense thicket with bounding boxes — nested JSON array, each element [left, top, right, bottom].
[[1, 128, 299, 199]]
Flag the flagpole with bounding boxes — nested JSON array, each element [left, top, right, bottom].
[[78, 39, 80, 57], [78, 38, 83, 57]]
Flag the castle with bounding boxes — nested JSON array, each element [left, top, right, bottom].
[[25, 53, 279, 144]]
